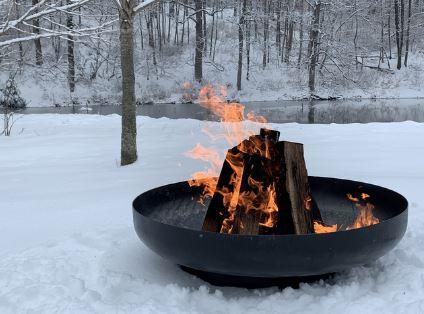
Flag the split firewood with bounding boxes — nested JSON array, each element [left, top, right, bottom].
[[202, 128, 320, 235]]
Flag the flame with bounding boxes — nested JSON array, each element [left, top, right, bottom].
[[185, 144, 221, 203], [314, 191, 379, 233], [185, 84, 381, 235], [314, 221, 338, 234], [259, 184, 279, 228], [186, 84, 267, 192], [361, 193, 370, 200], [346, 192, 380, 230], [187, 85, 276, 232]]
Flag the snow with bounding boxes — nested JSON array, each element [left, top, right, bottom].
[[5, 9, 424, 109], [1, 114, 424, 313]]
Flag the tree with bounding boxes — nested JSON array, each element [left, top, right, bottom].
[[237, 0, 247, 91], [67, 0, 76, 93], [117, 0, 137, 166], [308, 1, 321, 93], [194, 0, 203, 82], [32, 0, 43, 65], [404, 0, 412, 67], [394, 0, 405, 70], [114, 0, 160, 166]]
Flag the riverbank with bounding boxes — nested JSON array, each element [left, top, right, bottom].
[[9, 98, 424, 124]]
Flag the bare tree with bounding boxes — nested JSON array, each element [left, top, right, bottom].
[[394, 0, 405, 70], [404, 0, 412, 67], [67, 0, 75, 93], [308, 1, 321, 93], [32, 0, 43, 65], [194, 0, 203, 82], [117, 0, 137, 166], [237, 0, 247, 91], [114, 0, 160, 166]]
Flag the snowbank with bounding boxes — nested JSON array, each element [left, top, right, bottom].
[[0, 115, 423, 313]]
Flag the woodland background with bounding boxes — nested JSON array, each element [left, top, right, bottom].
[[1, 0, 424, 107]]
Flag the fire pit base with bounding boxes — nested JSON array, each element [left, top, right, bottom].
[[133, 177, 408, 282], [180, 266, 335, 289]]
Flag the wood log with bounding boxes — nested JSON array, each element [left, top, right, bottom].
[[202, 128, 319, 235], [274, 141, 315, 234], [202, 145, 245, 233]]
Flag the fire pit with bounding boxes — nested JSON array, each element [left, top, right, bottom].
[[133, 86, 407, 287], [133, 176, 408, 286]]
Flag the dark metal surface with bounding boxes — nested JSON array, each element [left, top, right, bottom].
[[133, 177, 408, 282]]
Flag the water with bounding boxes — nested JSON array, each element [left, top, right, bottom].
[[12, 98, 424, 124]]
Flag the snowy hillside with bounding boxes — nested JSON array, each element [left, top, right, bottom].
[[0, 115, 423, 313], [3, 1, 424, 107]]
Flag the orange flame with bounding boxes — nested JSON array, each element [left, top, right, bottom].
[[186, 84, 267, 193], [346, 192, 379, 230], [187, 85, 275, 232], [314, 221, 338, 234], [185, 84, 381, 234]]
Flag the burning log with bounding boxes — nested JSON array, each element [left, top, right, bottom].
[[202, 128, 321, 235]]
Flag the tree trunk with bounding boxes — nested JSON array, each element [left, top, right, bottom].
[[354, 0, 359, 68], [404, 0, 412, 66], [139, 14, 144, 50], [284, 0, 294, 63], [246, 0, 251, 80], [181, 0, 187, 45], [308, 1, 321, 93], [276, 1, 281, 57], [174, 2, 179, 45], [203, 0, 207, 53], [147, 11, 157, 66], [119, 0, 137, 166], [167, 2, 173, 43], [209, 0, 216, 56], [388, 9, 392, 59], [262, 0, 268, 69], [394, 0, 404, 69], [297, 0, 304, 67], [32, 0, 43, 66], [284, 20, 294, 63], [195, 0, 204, 82], [156, 6, 162, 51], [67, 0, 75, 93], [237, 0, 247, 91]]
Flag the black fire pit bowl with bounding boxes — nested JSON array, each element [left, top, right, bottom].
[[133, 176, 408, 287]]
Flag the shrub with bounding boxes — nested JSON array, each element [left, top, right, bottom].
[[0, 77, 27, 109]]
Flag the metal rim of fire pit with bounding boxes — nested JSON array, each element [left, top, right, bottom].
[[133, 176, 408, 284]]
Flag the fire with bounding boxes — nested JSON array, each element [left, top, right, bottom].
[[313, 191, 379, 233], [260, 184, 279, 228], [185, 84, 381, 234], [346, 192, 379, 230], [314, 221, 338, 234], [186, 84, 274, 231], [185, 144, 221, 203]]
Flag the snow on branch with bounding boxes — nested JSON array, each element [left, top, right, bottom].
[[0, 19, 117, 48], [0, 0, 91, 36], [133, 0, 161, 14]]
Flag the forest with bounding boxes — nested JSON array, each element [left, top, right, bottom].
[[1, 0, 424, 107]]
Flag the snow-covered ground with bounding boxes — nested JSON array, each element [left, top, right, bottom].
[[1, 114, 424, 313]]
